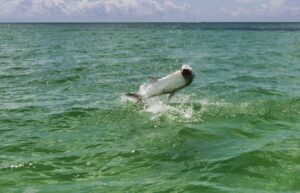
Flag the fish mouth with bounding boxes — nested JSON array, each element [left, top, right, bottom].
[[181, 68, 193, 79]]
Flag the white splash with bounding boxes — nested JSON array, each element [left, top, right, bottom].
[[121, 92, 195, 121], [142, 94, 194, 120]]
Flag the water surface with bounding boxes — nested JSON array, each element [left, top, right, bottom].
[[1, 23, 300, 192]]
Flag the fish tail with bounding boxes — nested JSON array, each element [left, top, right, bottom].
[[126, 93, 142, 100]]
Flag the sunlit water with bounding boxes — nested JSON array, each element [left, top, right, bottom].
[[1, 23, 300, 192]]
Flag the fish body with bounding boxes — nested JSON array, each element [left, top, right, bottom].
[[127, 64, 194, 100]]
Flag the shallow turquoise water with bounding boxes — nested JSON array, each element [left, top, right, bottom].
[[0, 23, 300, 192]]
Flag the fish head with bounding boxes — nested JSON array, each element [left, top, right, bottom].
[[181, 64, 194, 81]]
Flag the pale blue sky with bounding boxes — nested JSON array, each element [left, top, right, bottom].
[[0, 0, 299, 22]]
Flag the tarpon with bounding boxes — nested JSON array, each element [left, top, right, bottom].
[[126, 64, 194, 101]]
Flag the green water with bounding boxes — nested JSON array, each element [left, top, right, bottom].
[[0, 23, 300, 193]]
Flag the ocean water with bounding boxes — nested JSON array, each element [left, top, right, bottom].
[[0, 23, 300, 193]]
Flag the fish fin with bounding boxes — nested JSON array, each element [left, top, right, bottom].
[[168, 92, 175, 101], [148, 77, 159, 83], [126, 93, 142, 100]]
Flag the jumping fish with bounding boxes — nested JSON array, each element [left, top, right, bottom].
[[126, 64, 194, 101]]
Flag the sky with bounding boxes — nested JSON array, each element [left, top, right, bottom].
[[0, 0, 299, 22]]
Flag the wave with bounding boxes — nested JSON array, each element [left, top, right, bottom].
[[122, 94, 300, 123]]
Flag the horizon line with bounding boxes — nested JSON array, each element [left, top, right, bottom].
[[0, 21, 300, 24]]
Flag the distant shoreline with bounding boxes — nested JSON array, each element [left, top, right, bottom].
[[0, 21, 300, 24]]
